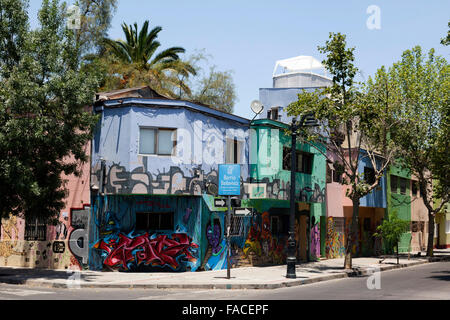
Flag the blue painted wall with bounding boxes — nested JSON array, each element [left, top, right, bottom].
[[358, 150, 387, 208], [91, 102, 250, 196]]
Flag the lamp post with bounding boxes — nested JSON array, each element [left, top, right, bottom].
[[286, 118, 299, 279], [286, 114, 316, 279]]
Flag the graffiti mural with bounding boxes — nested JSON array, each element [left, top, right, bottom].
[[87, 195, 204, 272], [93, 232, 198, 272], [325, 217, 346, 259], [300, 184, 326, 203], [68, 206, 90, 269], [92, 162, 326, 204], [0, 214, 77, 269], [203, 219, 227, 271], [241, 212, 287, 266], [92, 163, 219, 197], [310, 218, 320, 260]]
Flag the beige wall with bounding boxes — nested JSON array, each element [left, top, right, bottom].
[[0, 143, 91, 270]]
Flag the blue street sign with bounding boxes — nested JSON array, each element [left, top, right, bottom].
[[218, 164, 241, 196]]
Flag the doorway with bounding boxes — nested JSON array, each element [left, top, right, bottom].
[[296, 210, 309, 262]]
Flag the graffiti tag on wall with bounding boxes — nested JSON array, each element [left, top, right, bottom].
[[68, 206, 90, 269], [93, 163, 326, 204], [93, 232, 198, 271]]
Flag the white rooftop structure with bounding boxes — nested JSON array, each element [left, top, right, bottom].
[[272, 55, 332, 89]]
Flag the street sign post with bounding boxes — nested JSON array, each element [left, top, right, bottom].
[[234, 208, 254, 216], [214, 198, 227, 208], [214, 198, 241, 208], [218, 164, 241, 280], [218, 164, 241, 196]]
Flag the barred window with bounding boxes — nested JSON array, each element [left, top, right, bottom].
[[136, 212, 174, 231], [230, 215, 244, 236], [24, 219, 47, 241]]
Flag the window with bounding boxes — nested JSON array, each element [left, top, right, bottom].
[[298, 152, 313, 174], [139, 127, 176, 155], [412, 181, 418, 197], [226, 138, 243, 164], [399, 178, 408, 195], [282, 147, 313, 174], [364, 167, 376, 185], [326, 164, 332, 184], [270, 107, 279, 121], [333, 169, 343, 184], [135, 212, 174, 231], [271, 216, 280, 234], [446, 220, 450, 234], [390, 175, 398, 193], [24, 219, 47, 241]]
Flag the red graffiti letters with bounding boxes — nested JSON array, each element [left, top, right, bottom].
[[94, 233, 198, 271]]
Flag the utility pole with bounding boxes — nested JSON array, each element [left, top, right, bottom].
[[227, 195, 231, 279], [286, 114, 316, 279], [286, 118, 298, 279]]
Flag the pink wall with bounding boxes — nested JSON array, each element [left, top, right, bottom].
[[326, 183, 344, 217]]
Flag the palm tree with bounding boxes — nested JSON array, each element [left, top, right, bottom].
[[103, 20, 196, 97]]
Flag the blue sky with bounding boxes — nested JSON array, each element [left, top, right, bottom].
[[28, 0, 449, 119]]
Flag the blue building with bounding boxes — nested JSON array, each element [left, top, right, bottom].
[[88, 86, 251, 272]]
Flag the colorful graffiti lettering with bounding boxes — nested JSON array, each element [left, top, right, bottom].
[[325, 217, 346, 259], [241, 212, 287, 265], [94, 232, 199, 271]]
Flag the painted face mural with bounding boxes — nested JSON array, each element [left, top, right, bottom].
[[206, 220, 222, 254], [204, 218, 227, 271]]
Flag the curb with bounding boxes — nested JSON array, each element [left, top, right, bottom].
[[1, 256, 449, 290]]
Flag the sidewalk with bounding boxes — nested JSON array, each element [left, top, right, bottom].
[[0, 249, 449, 290]]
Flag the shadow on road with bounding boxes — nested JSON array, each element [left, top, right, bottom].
[[428, 270, 450, 281], [0, 267, 97, 285]]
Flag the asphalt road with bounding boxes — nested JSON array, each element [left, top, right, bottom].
[[0, 261, 449, 300]]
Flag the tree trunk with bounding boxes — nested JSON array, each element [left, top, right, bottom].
[[427, 211, 435, 257], [344, 197, 360, 269]]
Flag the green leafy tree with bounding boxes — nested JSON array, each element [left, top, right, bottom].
[[374, 212, 411, 264], [0, 0, 100, 223], [441, 20, 449, 46], [190, 66, 236, 113], [286, 33, 397, 269], [75, 0, 118, 56], [387, 46, 449, 257], [102, 20, 196, 97], [172, 51, 237, 113]]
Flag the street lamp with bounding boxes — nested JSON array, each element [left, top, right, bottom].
[[286, 113, 318, 279]]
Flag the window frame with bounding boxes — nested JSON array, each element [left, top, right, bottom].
[[226, 137, 244, 164], [399, 178, 408, 195], [390, 175, 398, 194], [282, 147, 314, 174], [138, 127, 177, 156], [135, 211, 174, 231], [24, 218, 47, 241]]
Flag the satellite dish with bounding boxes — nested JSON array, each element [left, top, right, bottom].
[[250, 100, 264, 115]]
